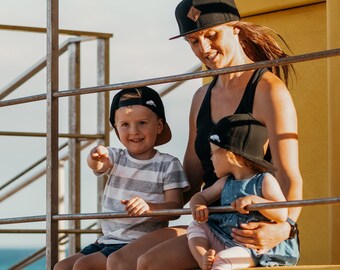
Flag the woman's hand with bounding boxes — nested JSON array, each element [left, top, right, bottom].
[[121, 197, 150, 216], [231, 221, 290, 254]]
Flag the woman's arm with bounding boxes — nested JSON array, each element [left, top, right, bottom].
[[255, 74, 303, 220], [232, 74, 303, 250], [232, 174, 288, 222]]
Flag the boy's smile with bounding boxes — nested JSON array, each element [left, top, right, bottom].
[[114, 105, 163, 160]]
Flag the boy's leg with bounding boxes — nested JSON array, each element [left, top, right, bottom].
[[73, 252, 107, 270], [137, 234, 198, 270], [212, 246, 255, 270], [107, 227, 188, 270], [53, 253, 84, 270]]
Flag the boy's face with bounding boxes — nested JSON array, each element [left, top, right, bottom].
[[210, 143, 230, 178], [114, 105, 163, 160]]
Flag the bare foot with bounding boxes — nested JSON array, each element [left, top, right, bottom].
[[201, 249, 216, 270]]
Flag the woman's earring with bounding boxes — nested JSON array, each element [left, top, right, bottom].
[[233, 28, 240, 35]]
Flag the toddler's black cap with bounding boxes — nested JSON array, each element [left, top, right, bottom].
[[110, 86, 171, 146], [209, 113, 276, 171], [170, 0, 240, 40]]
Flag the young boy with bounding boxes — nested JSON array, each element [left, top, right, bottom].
[[187, 113, 299, 270], [54, 86, 189, 270]]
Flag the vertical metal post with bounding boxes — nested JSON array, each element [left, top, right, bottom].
[[46, 0, 59, 268], [68, 41, 81, 255], [58, 160, 66, 260], [96, 38, 110, 214]]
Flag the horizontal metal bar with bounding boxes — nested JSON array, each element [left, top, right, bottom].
[[0, 131, 104, 139], [0, 39, 68, 100], [1, 197, 339, 225], [0, 37, 96, 101], [1, 48, 339, 107], [54, 48, 340, 98], [7, 222, 97, 269], [0, 215, 46, 224], [158, 64, 202, 97], [0, 93, 46, 106], [0, 24, 113, 38]]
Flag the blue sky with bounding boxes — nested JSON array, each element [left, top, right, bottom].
[[0, 0, 201, 248]]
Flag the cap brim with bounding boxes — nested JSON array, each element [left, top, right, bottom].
[[169, 21, 237, 40], [245, 156, 277, 172], [155, 122, 172, 146]]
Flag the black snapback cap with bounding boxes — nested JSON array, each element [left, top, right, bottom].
[[170, 0, 240, 40], [209, 113, 276, 171], [110, 87, 172, 146]]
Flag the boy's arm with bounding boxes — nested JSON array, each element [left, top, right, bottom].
[[122, 188, 184, 221], [232, 174, 288, 222], [87, 145, 113, 173]]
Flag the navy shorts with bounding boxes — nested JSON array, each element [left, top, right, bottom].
[[80, 243, 127, 257]]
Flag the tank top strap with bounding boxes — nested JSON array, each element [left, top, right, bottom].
[[235, 68, 268, 114]]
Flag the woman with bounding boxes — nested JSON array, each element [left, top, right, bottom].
[[107, 0, 303, 269]]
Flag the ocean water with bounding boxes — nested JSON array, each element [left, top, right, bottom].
[[0, 248, 45, 270]]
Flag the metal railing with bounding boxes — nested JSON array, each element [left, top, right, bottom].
[[0, 21, 112, 268], [1, 5, 340, 268], [1, 46, 340, 269]]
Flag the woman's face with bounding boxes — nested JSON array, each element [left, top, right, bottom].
[[185, 24, 239, 69]]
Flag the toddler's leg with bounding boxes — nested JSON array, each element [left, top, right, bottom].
[[187, 221, 225, 270], [188, 236, 211, 270], [212, 246, 255, 270], [202, 249, 216, 270]]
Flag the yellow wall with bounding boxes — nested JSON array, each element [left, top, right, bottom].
[[204, 0, 340, 265], [327, 0, 340, 263]]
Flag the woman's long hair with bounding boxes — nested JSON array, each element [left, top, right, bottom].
[[230, 21, 295, 86]]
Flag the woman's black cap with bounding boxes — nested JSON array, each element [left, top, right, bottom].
[[170, 0, 240, 40]]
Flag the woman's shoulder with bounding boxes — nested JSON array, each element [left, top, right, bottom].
[[193, 82, 210, 100], [257, 71, 289, 94], [191, 82, 210, 110], [255, 71, 293, 106]]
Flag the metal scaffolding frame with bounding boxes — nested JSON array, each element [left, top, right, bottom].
[[1, 1, 340, 269]]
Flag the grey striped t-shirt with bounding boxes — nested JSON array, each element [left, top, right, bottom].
[[97, 147, 189, 244]]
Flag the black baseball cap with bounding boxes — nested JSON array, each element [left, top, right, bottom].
[[110, 87, 172, 146], [170, 0, 240, 40], [209, 113, 276, 171]]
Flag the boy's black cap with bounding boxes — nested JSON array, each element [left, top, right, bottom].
[[110, 86, 172, 146], [170, 0, 240, 40], [209, 113, 276, 171]]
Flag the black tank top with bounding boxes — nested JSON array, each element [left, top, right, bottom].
[[195, 68, 268, 190]]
